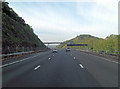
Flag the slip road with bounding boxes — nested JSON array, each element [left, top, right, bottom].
[[2, 49, 118, 87]]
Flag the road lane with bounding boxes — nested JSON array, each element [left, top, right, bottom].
[[71, 50, 118, 87], [2, 50, 100, 87], [2, 50, 53, 86], [2, 49, 118, 87]]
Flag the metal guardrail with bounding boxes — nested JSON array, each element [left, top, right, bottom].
[[74, 49, 120, 56], [0, 51, 34, 57], [1, 48, 50, 58]]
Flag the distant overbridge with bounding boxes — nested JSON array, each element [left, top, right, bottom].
[[44, 42, 88, 46], [44, 42, 63, 44]]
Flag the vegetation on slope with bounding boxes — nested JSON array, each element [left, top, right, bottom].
[[57, 34, 119, 54], [2, 2, 46, 54]]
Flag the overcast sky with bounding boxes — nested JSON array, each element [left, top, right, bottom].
[[7, 0, 119, 42]]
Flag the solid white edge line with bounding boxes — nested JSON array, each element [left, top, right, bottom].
[[34, 65, 40, 70], [79, 64, 84, 68], [76, 51, 119, 64], [1, 55, 40, 68], [89, 53, 119, 64], [8, 61, 20, 65]]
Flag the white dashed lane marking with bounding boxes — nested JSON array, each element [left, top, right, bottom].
[[73, 57, 76, 59], [79, 64, 84, 68], [34, 65, 40, 70]]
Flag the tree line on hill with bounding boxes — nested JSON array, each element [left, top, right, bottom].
[[57, 34, 120, 55]]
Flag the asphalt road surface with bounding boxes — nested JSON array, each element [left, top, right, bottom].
[[2, 49, 118, 87]]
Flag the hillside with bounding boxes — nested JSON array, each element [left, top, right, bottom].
[[2, 2, 46, 54], [57, 34, 119, 53]]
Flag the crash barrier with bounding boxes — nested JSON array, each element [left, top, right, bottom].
[[73, 49, 119, 56], [1, 49, 50, 59]]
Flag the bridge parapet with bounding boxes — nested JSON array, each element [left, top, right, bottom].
[[44, 42, 62, 44]]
